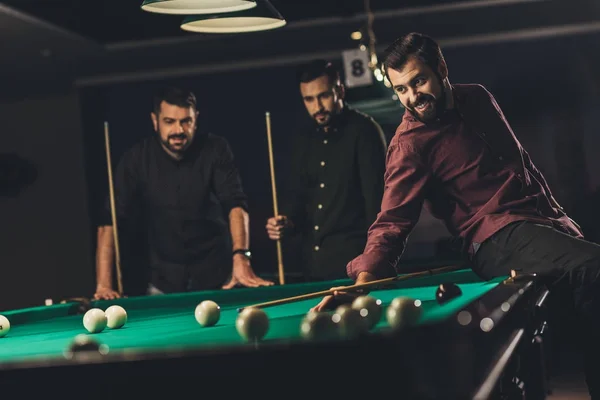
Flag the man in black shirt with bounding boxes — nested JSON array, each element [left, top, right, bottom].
[[266, 60, 387, 280], [94, 86, 272, 299]]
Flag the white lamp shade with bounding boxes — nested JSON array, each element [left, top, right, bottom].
[[181, 16, 286, 33], [180, 0, 285, 33], [141, 0, 256, 15]]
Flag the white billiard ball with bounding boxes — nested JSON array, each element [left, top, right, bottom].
[[300, 311, 336, 341], [236, 307, 269, 341], [105, 305, 127, 329], [386, 297, 422, 330], [331, 304, 366, 339], [0, 315, 10, 337], [83, 308, 107, 333], [195, 300, 220, 327], [351, 295, 383, 330]]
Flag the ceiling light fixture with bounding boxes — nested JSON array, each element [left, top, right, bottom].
[[180, 0, 285, 33], [141, 0, 256, 15]]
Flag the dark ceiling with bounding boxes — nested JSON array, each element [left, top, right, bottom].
[[0, 0, 599, 100], [0, 0, 476, 45]]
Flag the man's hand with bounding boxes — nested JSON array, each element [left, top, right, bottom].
[[222, 254, 274, 289], [310, 271, 377, 312], [266, 215, 293, 240], [309, 286, 359, 312], [93, 285, 121, 300]]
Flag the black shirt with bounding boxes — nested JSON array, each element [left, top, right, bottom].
[[102, 132, 248, 291], [283, 106, 387, 279]]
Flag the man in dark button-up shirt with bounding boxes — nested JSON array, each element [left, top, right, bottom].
[[266, 59, 387, 280], [94, 86, 272, 299], [313, 33, 600, 397]]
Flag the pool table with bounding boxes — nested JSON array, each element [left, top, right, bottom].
[[0, 266, 550, 398]]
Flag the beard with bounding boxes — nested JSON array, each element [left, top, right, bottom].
[[159, 132, 191, 154], [406, 90, 446, 123], [312, 110, 333, 127]]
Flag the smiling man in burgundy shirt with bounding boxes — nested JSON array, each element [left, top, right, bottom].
[[312, 32, 600, 397]]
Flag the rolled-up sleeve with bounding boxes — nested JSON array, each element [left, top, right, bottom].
[[347, 135, 430, 280], [212, 137, 249, 213]]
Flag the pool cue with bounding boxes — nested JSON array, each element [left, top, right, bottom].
[[104, 121, 124, 296], [237, 264, 464, 312], [265, 111, 285, 285]]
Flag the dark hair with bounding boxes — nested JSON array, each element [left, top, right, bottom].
[[382, 32, 445, 80], [153, 86, 197, 115], [295, 59, 341, 86]]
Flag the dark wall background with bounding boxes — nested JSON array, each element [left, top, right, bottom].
[[1, 32, 599, 309], [0, 90, 95, 310]]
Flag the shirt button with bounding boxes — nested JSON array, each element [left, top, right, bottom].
[[498, 156, 504, 161], [318, 204, 323, 209], [320, 183, 325, 188], [314, 246, 320, 251], [320, 161, 325, 167], [323, 140, 328, 144], [314, 225, 319, 231]]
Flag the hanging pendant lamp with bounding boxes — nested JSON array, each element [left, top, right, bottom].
[[141, 0, 256, 15], [180, 0, 285, 33]]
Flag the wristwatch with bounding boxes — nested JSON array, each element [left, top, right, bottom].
[[232, 249, 252, 260]]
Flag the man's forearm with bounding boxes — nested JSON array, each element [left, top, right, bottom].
[[229, 207, 249, 250], [96, 225, 115, 289]]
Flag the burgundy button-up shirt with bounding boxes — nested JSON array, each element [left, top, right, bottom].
[[347, 83, 583, 280]]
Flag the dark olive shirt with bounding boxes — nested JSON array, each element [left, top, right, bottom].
[[347, 84, 583, 280], [283, 106, 387, 279], [101, 132, 248, 285]]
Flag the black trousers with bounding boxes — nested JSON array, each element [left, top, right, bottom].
[[473, 220, 600, 398]]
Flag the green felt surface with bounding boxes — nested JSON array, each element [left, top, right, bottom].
[[0, 269, 505, 364]]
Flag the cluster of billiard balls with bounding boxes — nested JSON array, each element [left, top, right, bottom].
[[0, 305, 129, 343], [300, 295, 424, 340], [298, 282, 462, 339], [193, 294, 427, 343], [82, 305, 128, 333], [64, 305, 128, 357], [192, 282, 463, 342]]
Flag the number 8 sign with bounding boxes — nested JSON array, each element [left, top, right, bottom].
[[342, 48, 373, 88]]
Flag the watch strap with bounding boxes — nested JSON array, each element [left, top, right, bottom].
[[232, 249, 252, 259]]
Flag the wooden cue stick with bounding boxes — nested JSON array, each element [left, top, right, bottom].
[[237, 264, 464, 312], [265, 111, 285, 285], [104, 121, 124, 295]]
